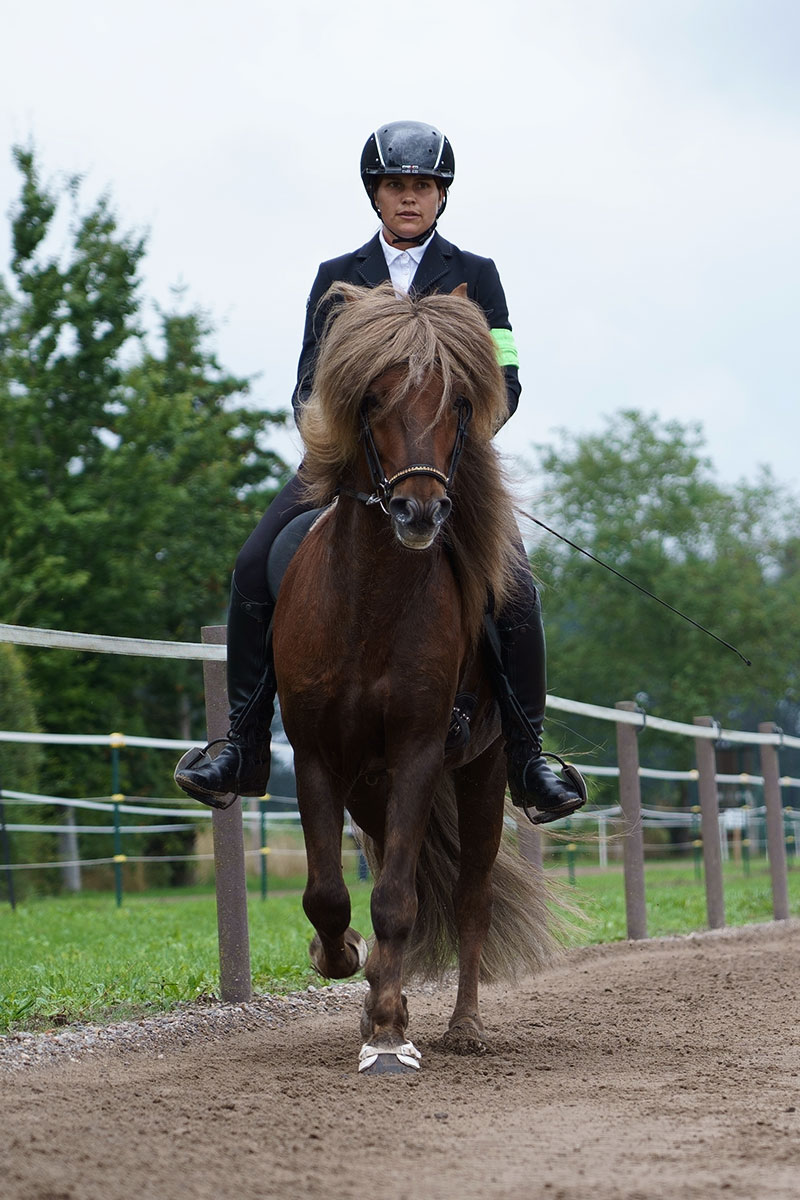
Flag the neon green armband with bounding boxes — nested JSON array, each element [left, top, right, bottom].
[[490, 328, 519, 368]]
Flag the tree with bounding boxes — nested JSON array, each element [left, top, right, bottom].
[[528, 410, 800, 792], [0, 147, 146, 627], [0, 147, 290, 820]]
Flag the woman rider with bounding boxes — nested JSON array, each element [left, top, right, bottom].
[[175, 120, 584, 825]]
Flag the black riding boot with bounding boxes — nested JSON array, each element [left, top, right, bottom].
[[174, 578, 275, 809], [495, 586, 586, 824]]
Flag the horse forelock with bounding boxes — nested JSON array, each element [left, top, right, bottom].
[[303, 284, 506, 438]]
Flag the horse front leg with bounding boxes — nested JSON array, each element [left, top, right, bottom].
[[443, 743, 507, 1053], [295, 755, 368, 981], [358, 745, 441, 1076]]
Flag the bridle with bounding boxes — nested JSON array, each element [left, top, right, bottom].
[[340, 395, 472, 516]]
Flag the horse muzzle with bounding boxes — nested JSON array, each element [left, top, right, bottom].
[[388, 494, 452, 550]]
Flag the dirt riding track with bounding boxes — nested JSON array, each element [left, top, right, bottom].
[[2, 921, 798, 1200]]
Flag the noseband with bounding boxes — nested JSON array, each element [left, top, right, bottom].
[[341, 396, 472, 516]]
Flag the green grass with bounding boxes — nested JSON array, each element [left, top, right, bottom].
[[1, 859, 797, 1034], [564, 859, 800, 941], [0, 886, 372, 1034]]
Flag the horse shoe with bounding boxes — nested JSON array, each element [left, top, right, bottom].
[[358, 1040, 422, 1075]]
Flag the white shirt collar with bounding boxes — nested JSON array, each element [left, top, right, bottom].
[[379, 230, 432, 268], [379, 230, 433, 293]]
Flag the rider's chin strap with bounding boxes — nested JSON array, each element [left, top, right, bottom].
[[385, 220, 437, 247]]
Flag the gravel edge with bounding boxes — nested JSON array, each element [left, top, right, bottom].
[[0, 981, 371, 1074], [2, 919, 797, 1074]]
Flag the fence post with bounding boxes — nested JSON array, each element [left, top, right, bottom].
[[259, 797, 269, 901], [615, 701, 647, 940], [517, 819, 543, 871], [58, 809, 82, 893], [741, 805, 751, 876], [110, 732, 126, 906], [0, 776, 16, 910], [111, 797, 124, 908], [565, 818, 577, 886], [758, 722, 789, 921], [691, 805, 702, 880], [694, 717, 725, 929], [202, 624, 252, 1003]]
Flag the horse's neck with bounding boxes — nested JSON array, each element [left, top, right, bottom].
[[329, 500, 450, 607]]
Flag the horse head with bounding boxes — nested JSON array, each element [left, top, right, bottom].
[[357, 364, 472, 550]]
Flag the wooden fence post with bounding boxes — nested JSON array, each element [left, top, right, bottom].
[[0, 778, 16, 910], [694, 717, 725, 930], [202, 625, 252, 1003], [615, 701, 647, 940], [758, 722, 790, 921], [517, 819, 543, 871]]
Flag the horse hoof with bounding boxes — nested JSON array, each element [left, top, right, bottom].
[[348, 930, 370, 971], [437, 1022, 490, 1056], [309, 929, 369, 979], [358, 1041, 421, 1075]]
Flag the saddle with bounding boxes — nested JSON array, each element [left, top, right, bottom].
[[267, 507, 327, 603]]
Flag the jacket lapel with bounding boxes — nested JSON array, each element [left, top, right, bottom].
[[355, 234, 391, 287], [352, 231, 454, 293], [410, 233, 453, 295]]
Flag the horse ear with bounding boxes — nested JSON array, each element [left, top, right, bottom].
[[451, 283, 469, 299]]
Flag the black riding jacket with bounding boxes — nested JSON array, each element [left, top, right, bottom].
[[291, 232, 521, 424]]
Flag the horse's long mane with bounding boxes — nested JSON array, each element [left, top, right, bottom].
[[299, 283, 521, 635]]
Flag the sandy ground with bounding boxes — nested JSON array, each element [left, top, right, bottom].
[[1, 920, 798, 1200]]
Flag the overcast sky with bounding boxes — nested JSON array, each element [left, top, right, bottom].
[[3, 0, 798, 498]]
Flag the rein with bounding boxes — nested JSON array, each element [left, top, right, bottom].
[[340, 396, 472, 514]]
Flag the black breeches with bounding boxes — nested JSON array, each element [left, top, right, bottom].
[[497, 534, 542, 631], [234, 472, 314, 603]]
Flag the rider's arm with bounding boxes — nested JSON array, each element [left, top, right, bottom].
[[291, 263, 335, 425], [474, 257, 521, 423]]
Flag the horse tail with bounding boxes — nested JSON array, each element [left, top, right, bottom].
[[359, 775, 566, 982]]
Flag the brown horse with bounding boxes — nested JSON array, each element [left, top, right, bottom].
[[273, 283, 557, 1074]]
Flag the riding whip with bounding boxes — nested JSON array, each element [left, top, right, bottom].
[[519, 509, 752, 667]]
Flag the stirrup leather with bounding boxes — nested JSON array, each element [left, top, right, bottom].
[[483, 612, 587, 822]]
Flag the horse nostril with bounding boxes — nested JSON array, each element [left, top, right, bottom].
[[388, 496, 421, 525], [429, 496, 452, 525]]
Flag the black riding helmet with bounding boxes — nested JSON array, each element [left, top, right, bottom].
[[361, 121, 455, 244]]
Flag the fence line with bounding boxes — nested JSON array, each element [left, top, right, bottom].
[[4, 789, 798, 889], [1, 848, 361, 871], [3, 622, 800, 750], [1, 788, 301, 817], [0, 622, 225, 661], [2, 620, 797, 1000]]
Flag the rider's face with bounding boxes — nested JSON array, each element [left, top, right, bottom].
[[374, 176, 443, 245]]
